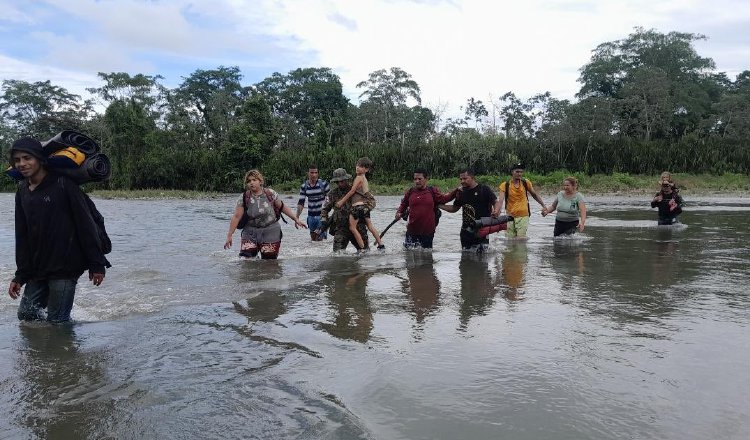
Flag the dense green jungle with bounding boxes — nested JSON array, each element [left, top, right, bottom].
[[2, 28, 749, 192]]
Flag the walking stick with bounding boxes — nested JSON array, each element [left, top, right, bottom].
[[380, 209, 409, 238]]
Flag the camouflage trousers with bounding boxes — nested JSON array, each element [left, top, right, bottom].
[[332, 222, 369, 252]]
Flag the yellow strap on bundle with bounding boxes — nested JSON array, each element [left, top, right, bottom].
[[51, 146, 86, 166]]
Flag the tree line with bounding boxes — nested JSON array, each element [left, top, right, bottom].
[[2, 27, 749, 191]]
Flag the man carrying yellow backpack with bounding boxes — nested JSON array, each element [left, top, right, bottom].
[[498, 163, 547, 238]]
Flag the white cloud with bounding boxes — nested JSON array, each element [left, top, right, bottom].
[[1, 0, 748, 120], [231, 0, 750, 117], [0, 54, 99, 98]]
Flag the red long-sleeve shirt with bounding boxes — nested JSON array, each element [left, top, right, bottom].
[[397, 186, 455, 235]]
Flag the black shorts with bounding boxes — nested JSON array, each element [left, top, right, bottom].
[[351, 205, 371, 221], [553, 220, 578, 236]]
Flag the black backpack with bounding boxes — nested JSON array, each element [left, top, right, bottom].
[[56, 176, 112, 266], [405, 186, 442, 225], [82, 192, 112, 255]]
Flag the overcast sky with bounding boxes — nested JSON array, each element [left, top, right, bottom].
[[1, 0, 749, 116]]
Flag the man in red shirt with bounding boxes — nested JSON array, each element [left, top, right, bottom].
[[395, 168, 457, 249]]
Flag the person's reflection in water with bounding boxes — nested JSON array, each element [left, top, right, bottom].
[[552, 238, 599, 298], [500, 242, 529, 301], [319, 266, 375, 343], [552, 239, 587, 292], [233, 290, 287, 323], [402, 252, 441, 335], [458, 253, 497, 330], [234, 259, 283, 285], [232, 260, 286, 325], [651, 230, 680, 287], [16, 323, 106, 439]]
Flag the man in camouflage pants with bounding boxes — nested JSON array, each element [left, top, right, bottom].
[[318, 168, 369, 251]]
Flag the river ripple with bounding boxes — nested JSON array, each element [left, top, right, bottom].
[[0, 193, 748, 439]]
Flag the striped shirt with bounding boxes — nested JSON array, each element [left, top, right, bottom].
[[298, 179, 330, 217]]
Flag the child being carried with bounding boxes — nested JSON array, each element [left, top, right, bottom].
[[335, 157, 385, 250]]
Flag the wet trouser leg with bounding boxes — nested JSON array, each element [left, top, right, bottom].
[[404, 233, 434, 249], [333, 222, 369, 251], [307, 215, 327, 240], [18, 278, 78, 323]]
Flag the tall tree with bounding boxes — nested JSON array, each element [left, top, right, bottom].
[[87, 72, 165, 109], [101, 98, 157, 189], [577, 28, 721, 140], [256, 67, 349, 147], [464, 97, 488, 130], [712, 70, 750, 138], [578, 28, 715, 99], [222, 93, 279, 177], [498, 92, 533, 138], [357, 67, 422, 142], [616, 67, 672, 141], [174, 66, 248, 147], [0, 79, 91, 139]]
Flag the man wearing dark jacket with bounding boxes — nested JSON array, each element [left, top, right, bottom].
[[651, 182, 684, 225], [7, 137, 109, 322]]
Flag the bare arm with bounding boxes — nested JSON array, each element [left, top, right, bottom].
[[578, 201, 587, 231], [297, 185, 306, 217], [544, 198, 559, 216], [278, 199, 307, 229], [497, 184, 506, 213], [224, 205, 244, 249], [491, 198, 501, 217], [528, 187, 546, 209]]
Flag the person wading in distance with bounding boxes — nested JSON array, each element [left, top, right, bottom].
[[296, 164, 330, 241]]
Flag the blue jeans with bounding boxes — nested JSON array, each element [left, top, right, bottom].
[[307, 215, 327, 240], [18, 279, 78, 322]]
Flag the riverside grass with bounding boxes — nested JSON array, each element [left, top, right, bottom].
[[84, 172, 750, 199]]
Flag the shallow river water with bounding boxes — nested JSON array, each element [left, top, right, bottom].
[[0, 192, 748, 440]]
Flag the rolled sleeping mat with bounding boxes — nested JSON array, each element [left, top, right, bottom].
[[54, 153, 112, 184], [467, 215, 513, 238], [42, 130, 100, 156], [47, 146, 87, 169], [477, 223, 508, 239], [474, 215, 513, 228]]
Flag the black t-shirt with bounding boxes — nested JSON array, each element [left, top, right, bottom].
[[454, 184, 497, 227]]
